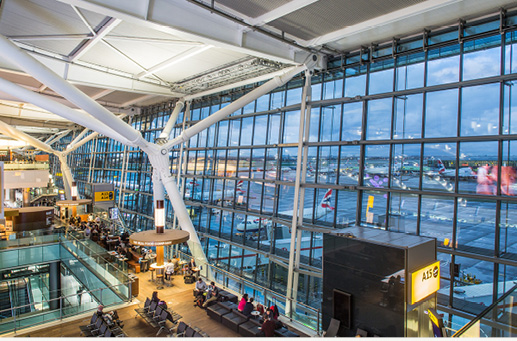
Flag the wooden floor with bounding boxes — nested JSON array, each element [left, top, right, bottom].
[[17, 270, 241, 338]]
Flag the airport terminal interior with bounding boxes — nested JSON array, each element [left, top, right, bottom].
[[1, 0, 517, 337]]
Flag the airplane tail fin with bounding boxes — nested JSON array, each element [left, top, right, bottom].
[[437, 159, 446, 174], [236, 180, 245, 193], [320, 189, 334, 211]]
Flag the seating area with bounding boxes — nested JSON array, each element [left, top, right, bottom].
[[171, 321, 209, 337], [134, 297, 182, 336], [79, 312, 127, 337], [205, 297, 300, 337]]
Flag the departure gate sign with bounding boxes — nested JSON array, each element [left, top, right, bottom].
[[410, 261, 440, 304], [94, 191, 114, 202]]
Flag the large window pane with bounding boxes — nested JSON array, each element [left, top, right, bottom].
[[456, 198, 496, 255], [422, 143, 456, 192], [389, 193, 418, 235], [391, 144, 421, 190], [360, 190, 387, 227], [420, 196, 454, 247], [460, 83, 499, 136], [458, 141, 498, 195], [364, 145, 390, 188], [425, 89, 458, 138], [366, 98, 392, 140], [393, 94, 422, 139], [341, 102, 363, 141], [462, 38, 501, 81], [427, 46, 460, 86]]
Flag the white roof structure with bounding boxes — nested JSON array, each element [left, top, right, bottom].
[[0, 0, 515, 134]]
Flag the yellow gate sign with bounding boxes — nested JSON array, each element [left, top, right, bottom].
[[95, 191, 114, 202], [410, 261, 440, 304]]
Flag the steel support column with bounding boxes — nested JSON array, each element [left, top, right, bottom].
[[286, 70, 312, 317]]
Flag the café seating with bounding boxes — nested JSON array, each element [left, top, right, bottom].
[[127, 250, 141, 273], [218, 290, 238, 304], [206, 302, 233, 323], [238, 318, 263, 337], [220, 308, 249, 333], [275, 326, 301, 337]]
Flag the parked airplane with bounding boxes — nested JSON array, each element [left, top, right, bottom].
[[437, 159, 476, 179], [236, 189, 334, 233]]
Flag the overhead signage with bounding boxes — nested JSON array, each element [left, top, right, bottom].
[[94, 191, 114, 202], [410, 261, 440, 304]]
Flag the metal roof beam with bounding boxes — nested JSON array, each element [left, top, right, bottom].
[[248, 0, 319, 26], [68, 17, 122, 62], [54, 0, 319, 66]]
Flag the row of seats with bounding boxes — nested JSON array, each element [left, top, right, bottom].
[[134, 297, 182, 336], [206, 301, 299, 337], [79, 312, 126, 337], [172, 321, 208, 337]]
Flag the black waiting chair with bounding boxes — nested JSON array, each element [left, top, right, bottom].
[[145, 301, 158, 318], [171, 321, 188, 337], [135, 297, 151, 316], [184, 326, 196, 337], [324, 318, 340, 337]]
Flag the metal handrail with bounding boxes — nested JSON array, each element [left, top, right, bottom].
[[180, 250, 321, 331], [452, 283, 517, 337], [0, 282, 129, 334], [61, 231, 130, 282]]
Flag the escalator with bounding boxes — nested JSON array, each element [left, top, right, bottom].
[[0, 278, 34, 319], [0, 282, 11, 319], [11, 279, 33, 315]]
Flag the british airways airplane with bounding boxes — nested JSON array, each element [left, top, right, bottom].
[[236, 189, 334, 233]]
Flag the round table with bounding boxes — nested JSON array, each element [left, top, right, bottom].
[[151, 263, 166, 289], [251, 311, 261, 319]]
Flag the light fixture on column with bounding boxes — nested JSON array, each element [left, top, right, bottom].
[[71, 181, 77, 200], [155, 199, 165, 234]]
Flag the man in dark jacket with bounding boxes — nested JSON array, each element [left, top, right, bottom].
[[202, 282, 219, 308], [242, 297, 255, 316]]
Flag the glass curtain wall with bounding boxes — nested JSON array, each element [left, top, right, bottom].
[[59, 9, 517, 331]]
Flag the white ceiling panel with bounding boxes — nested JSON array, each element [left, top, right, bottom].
[[151, 47, 250, 83], [78, 41, 147, 75]]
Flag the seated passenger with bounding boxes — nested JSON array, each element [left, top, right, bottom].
[[242, 297, 254, 317], [238, 293, 248, 312], [165, 259, 175, 280], [194, 278, 207, 299], [202, 282, 219, 308]]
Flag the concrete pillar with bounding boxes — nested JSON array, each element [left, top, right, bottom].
[[49, 261, 61, 310]]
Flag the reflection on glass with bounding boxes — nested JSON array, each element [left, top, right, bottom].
[[505, 32, 517, 75], [502, 141, 517, 196], [364, 145, 390, 188], [389, 193, 418, 235], [361, 190, 387, 227], [458, 141, 498, 195], [391, 144, 421, 190], [316, 146, 337, 185]]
